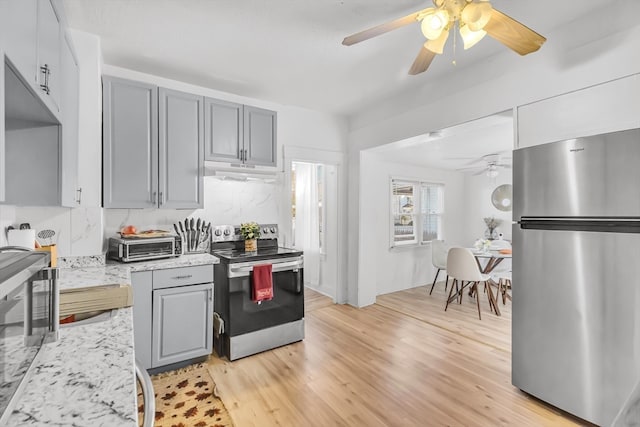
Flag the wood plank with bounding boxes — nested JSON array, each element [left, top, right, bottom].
[[205, 285, 591, 426]]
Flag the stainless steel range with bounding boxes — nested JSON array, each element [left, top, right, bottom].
[[210, 224, 304, 361]]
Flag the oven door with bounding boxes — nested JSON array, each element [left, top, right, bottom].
[[226, 257, 304, 336]]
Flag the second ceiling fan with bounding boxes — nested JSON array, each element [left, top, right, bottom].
[[342, 0, 547, 75]]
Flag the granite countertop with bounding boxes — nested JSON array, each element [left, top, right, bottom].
[[6, 253, 219, 426]]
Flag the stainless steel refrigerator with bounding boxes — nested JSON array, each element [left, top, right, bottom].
[[512, 128, 640, 426]]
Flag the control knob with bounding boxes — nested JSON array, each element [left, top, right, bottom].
[[270, 227, 277, 233], [224, 229, 231, 236], [214, 229, 222, 237]]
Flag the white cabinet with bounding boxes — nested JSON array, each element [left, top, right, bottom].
[[0, 0, 38, 85], [517, 74, 640, 148], [0, 51, 5, 202], [36, 0, 61, 114], [60, 32, 80, 206]]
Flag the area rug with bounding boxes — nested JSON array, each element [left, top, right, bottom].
[[137, 362, 234, 427]]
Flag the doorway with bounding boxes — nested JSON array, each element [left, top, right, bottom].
[[281, 147, 346, 303]]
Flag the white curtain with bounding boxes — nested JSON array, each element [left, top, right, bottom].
[[294, 162, 320, 286]]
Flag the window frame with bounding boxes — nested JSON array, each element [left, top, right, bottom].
[[389, 177, 444, 249]]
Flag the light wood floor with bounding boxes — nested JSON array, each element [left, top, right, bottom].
[[205, 284, 587, 426]]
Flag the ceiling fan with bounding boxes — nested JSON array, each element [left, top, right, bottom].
[[342, 0, 547, 75], [457, 153, 511, 177]]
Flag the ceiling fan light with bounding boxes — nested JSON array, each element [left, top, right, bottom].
[[424, 28, 450, 54], [486, 169, 499, 178], [420, 9, 449, 40], [461, 1, 493, 31], [459, 24, 487, 50]]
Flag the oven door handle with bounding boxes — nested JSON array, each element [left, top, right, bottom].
[[228, 259, 303, 278]]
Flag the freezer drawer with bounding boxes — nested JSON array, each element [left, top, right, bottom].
[[512, 225, 640, 426], [513, 128, 640, 219]]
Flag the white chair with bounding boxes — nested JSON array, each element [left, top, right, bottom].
[[429, 240, 449, 295], [445, 247, 499, 320]]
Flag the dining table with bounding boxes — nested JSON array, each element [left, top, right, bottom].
[[469, 249, 512, 316]]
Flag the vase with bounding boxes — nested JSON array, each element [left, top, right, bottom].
[[484, 228, 498, 240], [245, 239, 257, 252]]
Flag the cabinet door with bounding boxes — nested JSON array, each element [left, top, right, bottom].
[[158, 88, 204, 209], [204, 98, 243, 163], [36, 0, 61, 113], [0, 0, 38, 85], [152, 283, 213, 368], [60, 34, 79, 207], [103, 76, 158, 208], [0, 52, 5, 202], [132, 271, 153, 370], [243, 105, 277, 167]]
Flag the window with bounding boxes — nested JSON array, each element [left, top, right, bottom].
[[391, 179, 444, 247]]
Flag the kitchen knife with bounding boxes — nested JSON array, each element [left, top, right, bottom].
[[173, 223, 180, 238], [196, 218, 202, 250], [181, 221, 188, 252], [190, 218, 196, 251]]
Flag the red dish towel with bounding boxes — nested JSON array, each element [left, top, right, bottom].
[[251, 264, 273, 303]]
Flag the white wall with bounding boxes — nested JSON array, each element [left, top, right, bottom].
[[464, 173, 513, 242], [0, 46, 348, 260], [347, 3, 640, 307], [359, 151, 467, 299]]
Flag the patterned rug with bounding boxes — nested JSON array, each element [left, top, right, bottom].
[[137, 362, 234, 427]]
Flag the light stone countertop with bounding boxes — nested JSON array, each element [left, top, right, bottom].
[[5, 253, 219, 426]]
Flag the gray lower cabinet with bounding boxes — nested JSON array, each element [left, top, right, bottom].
[[103, 76, 204, 209], [132, 265, 214, 370], [152, 282, 213, 367], [132, 271, 153, 369], [204, 98, 277, 167]]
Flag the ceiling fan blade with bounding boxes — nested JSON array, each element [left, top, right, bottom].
[[408, 45, 437, 75], [483, 8, 547, 55], [342, 8, 428, 46], [472, 170, 486, 176]]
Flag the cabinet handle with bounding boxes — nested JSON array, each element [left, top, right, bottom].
[[208, 288, 213, 302], [40, 64, 50, 95], [159, 191, 165, 206], [76, 188, 82, 205], [151, 191, 157, 205], [171, 274, 193, 280], [239, 149, 244, 162], [244, 149, 248, 162]]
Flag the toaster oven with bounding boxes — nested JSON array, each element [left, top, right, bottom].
[[108, 235, 182, 263]]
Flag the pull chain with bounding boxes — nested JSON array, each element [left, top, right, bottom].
[[452, 21, 457, 66]]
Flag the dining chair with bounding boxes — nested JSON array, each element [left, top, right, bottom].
[[488, 239, 512, 297], [445, 247, 498, 320], [429, 240, 449, 295], [494, 271, 512, 305]]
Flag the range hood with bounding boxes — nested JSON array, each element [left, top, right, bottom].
[[204, 163, 281, 183]]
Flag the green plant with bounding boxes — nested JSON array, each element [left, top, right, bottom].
[[239, 222, 261, 240]]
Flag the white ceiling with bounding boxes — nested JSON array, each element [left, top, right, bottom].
[[62, 0, 605, 116], [369, 110, 513, 172]]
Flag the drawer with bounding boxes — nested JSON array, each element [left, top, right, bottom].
[[152, 264, 214, 290]]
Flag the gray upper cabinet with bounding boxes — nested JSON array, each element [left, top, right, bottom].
[[244, 105, 277, 167], [204, 98, 277, 167], [204, 98, 243, 163], [103, 76, 204, 209], [158, 88, 204, 209], [103, 76, 159, 208], [0, 51, 5, 202]]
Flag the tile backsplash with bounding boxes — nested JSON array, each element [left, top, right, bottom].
[[1, 177, 282, 256]]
